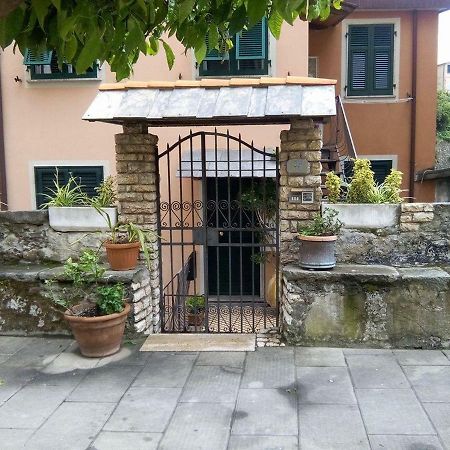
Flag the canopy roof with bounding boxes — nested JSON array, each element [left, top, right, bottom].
[[83, 76, 337, 127]]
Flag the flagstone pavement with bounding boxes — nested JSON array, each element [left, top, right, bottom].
[[0, 336, 450, 449]]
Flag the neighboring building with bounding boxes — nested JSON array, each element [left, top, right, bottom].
[[438, 61, 450, 91], [0, 0, 449, 210]]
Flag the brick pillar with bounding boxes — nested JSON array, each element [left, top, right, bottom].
[[279, 118, 323, 265], [115, 123, 161, 333]]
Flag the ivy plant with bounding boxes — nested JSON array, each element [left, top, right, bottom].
[[0, 0, 341, 80]]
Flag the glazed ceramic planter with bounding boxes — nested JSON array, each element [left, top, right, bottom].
[[298, 235, 337, 270], [48, 206, 117, 232], [322, 203, 400, 229], [64, 303, 130, 357], [104, 241, 140, 271]]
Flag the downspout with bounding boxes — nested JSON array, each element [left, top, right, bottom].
[[409, 10, 418, 201], [0, 53, 7, 210]]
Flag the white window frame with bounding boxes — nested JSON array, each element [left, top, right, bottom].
[[308, 56, 319, 78], [29, 160, 111, 210], [193, 33, 276, 79], [341, 18, 401, 103]]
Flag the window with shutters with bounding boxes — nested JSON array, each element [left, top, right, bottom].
[[34, 166, 104, 209], [346, 24, 395, 97], [199, 19, 269, 77], [24, 49, 99, 81]]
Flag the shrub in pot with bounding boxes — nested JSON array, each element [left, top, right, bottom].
[[45, 250, 129, 357], [297, 209, 343, 270], [97, 209, 157, 271], [185, 295, 206, 327], [44, 174, 118, 232]]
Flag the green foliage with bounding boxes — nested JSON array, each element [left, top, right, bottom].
[[45, 249, 125, 316], [240, 178, 277, 219], [379, 169, 403, 204], [437, 90, 450, 142], [185, 295, 205, 313], [42, 173, 87, 207], [298, 209, 342, 237], [0, 0, 341, 80], [347, 159, 376, 204], [90, 176, 117, 208], [97, 284, 125, 315], [325, 172, 341, 203]]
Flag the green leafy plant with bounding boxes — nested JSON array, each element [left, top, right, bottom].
[[42, 173, 88, 208], [347, 159, 377, 204], [185, 295, 206, 314], [298, 209, 343, 237], [0, 1, 341, 80], [437, 90, 450, 142], [97, 284, 125, 315], [90, 176, 117, 208], [325, 172, 341, 203], [378, 169, 403, 204], [45, 249, 125, 317], [240, 179, 277, 219]]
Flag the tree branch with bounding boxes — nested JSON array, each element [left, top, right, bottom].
[[0, 0, 23, 19]]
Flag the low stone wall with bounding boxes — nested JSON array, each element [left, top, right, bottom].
[[0, 265, 160, 336], [0, 211, 105, 264], [282, 264, 450, 349]]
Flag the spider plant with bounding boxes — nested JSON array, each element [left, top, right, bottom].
[[41, 173, 88, 208]]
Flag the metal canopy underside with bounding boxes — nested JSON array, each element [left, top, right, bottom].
[[83, 80, 336, 126], [176, 148, 277, 178]]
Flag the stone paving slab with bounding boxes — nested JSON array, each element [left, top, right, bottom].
[[1, 337, 450, 449]]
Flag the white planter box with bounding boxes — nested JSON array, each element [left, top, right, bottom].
[[48, 207, 117, 232], [322, 203, 400, 229]]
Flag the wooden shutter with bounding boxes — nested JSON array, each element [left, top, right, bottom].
[[371, 160, 393, 184], [23, 49, 53, 66], [236, 18, 267, 60], [35, 166, 104, 209], [347, 24, 394, 96]]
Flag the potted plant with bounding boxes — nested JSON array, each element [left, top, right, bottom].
[[322, 160, 403, 229], [44, 174, 118, 232], [185, 295, 206, 327], [96, 209, 157, 271], [297, 209, 343, 270], [45, 249, 130, 357]]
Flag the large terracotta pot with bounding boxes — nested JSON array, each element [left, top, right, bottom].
[[104, 241, 140, 270], [298, 235, 337, 270], [64, 303, 130, 357]]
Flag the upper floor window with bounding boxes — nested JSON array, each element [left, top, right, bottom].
[[199, 19, 268, 77], [447, 64, 450, 74], [24, 49, 98, 81], [346, 24, 395, 97]]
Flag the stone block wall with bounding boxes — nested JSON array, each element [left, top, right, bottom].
[[399, 203, 434, 232], [279, 119, 322, 264]]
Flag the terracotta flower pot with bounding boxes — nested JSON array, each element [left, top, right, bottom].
[[104, 241, 140, 271], [64, 303, 130, 357], [187, 310, 205, 327], [298, 235, 337, 270]]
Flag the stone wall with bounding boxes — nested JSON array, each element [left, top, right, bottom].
[[282, 264, 450, 349], [0, 265, 159, 335], [279, 119, 322, 264]]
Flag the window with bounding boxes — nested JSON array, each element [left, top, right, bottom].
[[447, 65, 450, 74], [199, 19, 268, 77], [24, 49, 98, 81], [343, 159, 393, 185], [347, 24, 395, 97], [35, 166, 104, 208], [308, 57, 318, 78]]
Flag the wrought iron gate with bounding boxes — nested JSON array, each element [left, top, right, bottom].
[[156, 130, 279, 333]]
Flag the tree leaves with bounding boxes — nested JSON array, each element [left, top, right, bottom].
[[0, 0, 341, 80]]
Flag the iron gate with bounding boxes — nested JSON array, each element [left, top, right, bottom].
[[156, 130, 279, 333]]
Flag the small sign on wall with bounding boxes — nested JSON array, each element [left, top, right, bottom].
[[286, 159, 310, 176], [289, 190, 314, 204]]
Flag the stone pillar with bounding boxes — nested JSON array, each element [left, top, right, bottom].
[[279, 118, 323, 265], [115, 123, 161, 334]]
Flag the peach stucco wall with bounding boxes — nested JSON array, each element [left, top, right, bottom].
[[0, 21, 308, 211], [310, 10, 438, 201]]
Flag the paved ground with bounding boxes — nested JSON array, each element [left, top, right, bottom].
[[1, 337, 450, 449]]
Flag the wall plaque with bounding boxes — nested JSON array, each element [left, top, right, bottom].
[[286, 159, 310, 176]]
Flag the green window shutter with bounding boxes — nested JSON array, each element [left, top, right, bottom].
[[204, 33, 227, 61], [34, 166, 104, 209], [236, 18, 267, 60], [23, 49, 53, 66], [371, 160, 393, 184], [347, 24, 394, 97]]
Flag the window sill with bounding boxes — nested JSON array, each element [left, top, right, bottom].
[[196, 74, 270, 79], [27, 77, 102, 83], [343, 95, 400, 104]]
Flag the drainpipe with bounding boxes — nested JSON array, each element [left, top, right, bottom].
[[409, 10, 418, 201], [0, 53, 7, 210]]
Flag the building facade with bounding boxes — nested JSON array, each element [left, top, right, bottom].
[[0, 0, 449, 211]]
